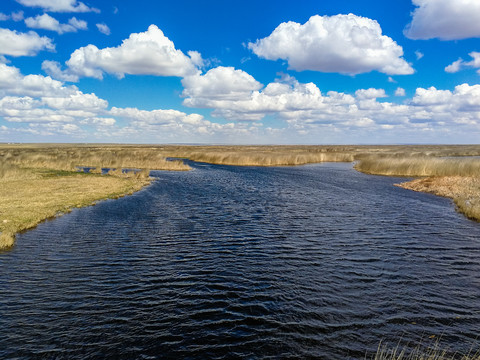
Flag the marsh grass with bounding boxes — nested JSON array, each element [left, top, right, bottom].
[[355, 156, 480, 177], [372, 341, 480, 360]]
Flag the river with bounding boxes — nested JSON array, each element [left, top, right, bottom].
[[1, 162, 479, 359]]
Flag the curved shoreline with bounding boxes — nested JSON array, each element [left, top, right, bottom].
[[0, 173, 151, 250]]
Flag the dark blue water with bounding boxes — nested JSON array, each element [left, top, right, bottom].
[[1, 162, 480, 359]]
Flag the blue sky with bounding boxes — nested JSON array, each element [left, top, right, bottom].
[[1, 0, 480, 144]]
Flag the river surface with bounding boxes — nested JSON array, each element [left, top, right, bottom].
[[1, 162, 480, 359]]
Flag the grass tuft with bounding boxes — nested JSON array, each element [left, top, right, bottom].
[[372, 341, 480, 360]]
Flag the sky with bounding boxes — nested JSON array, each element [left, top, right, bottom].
[[1, 0, 480, 144]]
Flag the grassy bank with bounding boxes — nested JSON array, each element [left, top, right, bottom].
[[396, 176, 480, 221], [0, 170, 150, 249], [354, 155, 480, 221], [0, 144, 193, 250]]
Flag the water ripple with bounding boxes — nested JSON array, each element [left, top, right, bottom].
[[1, 162, 480, 359]]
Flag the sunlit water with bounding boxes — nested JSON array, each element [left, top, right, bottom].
[[1, 162, 480, 359]]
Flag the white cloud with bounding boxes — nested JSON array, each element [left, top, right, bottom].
[[182, 66, 263, 103], [48, 25, 201, 81], [41, 60, 79, 82], [405, 0, 480, 40], [68, 17, 87, 30], [12, 11, 24, 22], [25, 14, 87, 34], [0, 28, 54, 56], [181, 66, 480, 139], [248, 14, 413, 75], [16, 0, 98, 13], [395, 87, 406, 97], [415, 50, 424, 60], [355, 88, 387, 99], [110, 107, 203, 126], [0, 62, 105, 126], [0, 13, 9, 21], [445, 52, 480, 74], [445, 59, 464, 73], [96, 23, 110, 35], [0, 63, 77, 97], [0, 62, 222, 141]]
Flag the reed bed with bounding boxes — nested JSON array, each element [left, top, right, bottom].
[[0, 146, 190, 175], [355, 156, 480, 177]]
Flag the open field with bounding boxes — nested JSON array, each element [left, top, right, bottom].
[[2, 143, 480, 249]]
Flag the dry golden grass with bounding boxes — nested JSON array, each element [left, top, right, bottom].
[[0, 144, 196, 250], [352, 153, 480, 221], [0, 170, 150, 250], [396, 176, 480, 221], [0, 144, 190, 173], [355, 156, 480, 177], [165, 144, 480, 166]]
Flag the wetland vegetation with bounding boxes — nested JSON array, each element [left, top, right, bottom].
[[2, 143, 480, 250]]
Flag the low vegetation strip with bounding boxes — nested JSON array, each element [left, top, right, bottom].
[[0, 171, 150, 250], [354, 156, 480, 177]]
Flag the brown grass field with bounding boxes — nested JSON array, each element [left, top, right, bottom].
[[2, 143, 480, 249]]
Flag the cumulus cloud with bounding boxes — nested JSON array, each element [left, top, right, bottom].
[[96, 23, 110, 35], [445, 52, 480, 74], [46, 25, 201, 81], [41, 60, 79, 82], [25, 14, 87, 34], [0, 28, 54, 56], [12, 11, 24, 21], [445, 59, 465, 73], [355, 88, 387, 99], [182, 66, 263, 103], [248, 14, 413, 75], [16, 0, 98, 13], [405, 0, 480, 40], [0, 62, 222, 141], [0, 13, 9, 21], [180, 66, 480, 138], [395, 87, 406, 97], [0, 62, 107, 127]]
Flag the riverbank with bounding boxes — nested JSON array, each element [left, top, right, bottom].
[[353, 155, 480, 221], [0, 144, 192, 250], [0, 170, 151, 250], [396, 176, 480, 221]]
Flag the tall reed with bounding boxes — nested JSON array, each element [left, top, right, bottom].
[[355, 156, 480, 177]]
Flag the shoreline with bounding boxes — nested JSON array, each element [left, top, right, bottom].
[[395, 176, 480, 221], [0, 172, 151, 250]]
